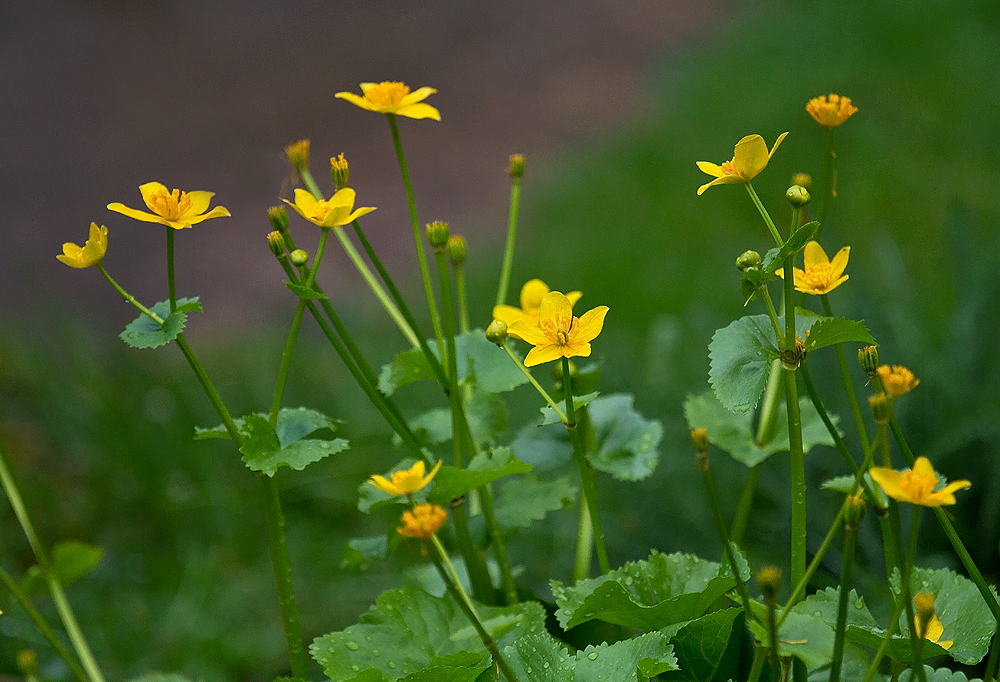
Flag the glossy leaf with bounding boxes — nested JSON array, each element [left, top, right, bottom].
[[120, 297, 201, 349]]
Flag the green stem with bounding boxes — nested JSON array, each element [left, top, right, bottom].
[[887, 502, 926, 682], [479, 483, 519, 604], [386, 114, 445, 347], [829, 512, 860, 682], [817, 128, 835, 235], [862, 579, 912, 682], [174, 334, 241, 443], [745, 182, 783, 246], [755, 360, 784, 447], [759, 285, 785, 346], [730, 463, 761, 546], [746, 646, 769, 682], [261, 473, 310, 680], [782, 313, 806, 597], [455, 261, 470, 335], [500, 341, 566, 421], [429, 535, 520, 682], [97, 265, 164, 324], [166, 226, 177, 313], [563, 357, 611, 575], [572, 494, 595, 583], [821, 295, 870, 448], [777, 499, 848, 627], [495, 173, 522, 308], [0, 565, 89, 682]]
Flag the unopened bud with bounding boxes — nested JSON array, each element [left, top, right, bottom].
[[284, 139, 310, 169], [447, 235, 468, 264], [868, 393, 890, 424], [786, 185, 811, 207], [290, 249, 309, 266], [791, 172, 812, 189], [267, 231, 286, 258], [690, 427, 709, 455], [426, 220, 450, 249], [485, 319, 508, 344], [858, 345, 880, 376], [736, 250, 762, 271], [844, 493, 866, 530], [508, 154, 525, 180], [267, 205, 290, 233], [756, 566, 782, 602], [16, 650, 38, 678], [331, 153, 350, 190]]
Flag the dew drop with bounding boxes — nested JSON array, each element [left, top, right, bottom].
[[543, 662, 550, 669], [372, 649, 380, 657], [813, 610, 822, 617], [855, 598, 865, 609], [350, 665, 360, 672], [588, 652, 599, 660], [387, 662, 396, 669], [624, 577, 634, 586], [366, 635, 373, 642], [346, 641, 360, 651]]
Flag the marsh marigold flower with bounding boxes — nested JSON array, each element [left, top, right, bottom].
[[493, 279, 582, 335], [776, 241, 850, 295], [914, 592, 953, 650], [57, 222, 108, 269], [368, 460, 443, 496], [335, 82, 441, 120], [283, 188, 376, 228], [877, 364, 920, 398], [806, 94, 858, 130], [108, 182, 230, 230], [869, 457, 970, 507], [508, 291, 608, 367], [696, 133, 788, 195], [398, 504, 448, 540]]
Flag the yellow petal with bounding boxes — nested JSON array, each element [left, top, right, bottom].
[[400, 86, 437, 106], [869, 466, 908, 502], [138, 182, 169, 211], [106, 202, 164, 224], [538, 291, 572, 321], [732, 135, 769, 178], [696, 161, 727, 179], [803, 241, 831, 269], [561, 341, 593, 360], [368, 473, 398, 495], [335, 91, 378, 112], [697, 175, 743, 195], [508, 320, 550, 345], [493, 304, 525, 327], [523, 344, 563, 367], [184, 205, 231, 226], [566, 291, 583, 308], [520, 279, 551, 311], [397, 103, 441, 121], [768, 132, 789, 160], [829, 246, 851, 279], [345, 206, 377, 223], [182, 190, 216, 218], [575, 306, 609, 344]]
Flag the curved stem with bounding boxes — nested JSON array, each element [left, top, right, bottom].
[[495, 174, 522, 308], [821, 295, 870, 449], [745, 182, 783, 246], [97, 265, 164, 324], [730, 463, 761, 546]]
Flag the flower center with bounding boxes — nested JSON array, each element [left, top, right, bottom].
[[149, 188, 191, 219], [801, 263, 833, 288], [368, 82, 410, 106], [899, 470, 937, 503], [720, 160, 745, 179], [542, 313, 577, 347], [308, 199, 334, 222]]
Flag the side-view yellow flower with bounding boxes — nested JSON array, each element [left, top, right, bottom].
[[696, 132, 788, 195], [877, 364, 920, 398], [508, 291, 608, 367], [493, 279, 582, 335], [335, 82, 441, 120], [776, 241, 850, 295], [914, 591, 953, 650], [283, 188, 376, 228], [107, 182, 231, 230], [397, 504, 448, 540], [806, 94, 858, 130], [368, 460, 443, 496], [869, 456, 971, 507], [57, 222, 108, 269]]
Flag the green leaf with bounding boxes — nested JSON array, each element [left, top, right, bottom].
[[493, 475, 576, 531], [20, 540, 104, 596], [921, 666, 983, 682], [235, 408, 349, 476], [684, 391, 837, 467], [803, 317, 877, 352], [310, 585, 547, 682], [399, 390, 508, 448], [125, 675, 202, 682], [660, 608, 742, 681], [749, 609, 835, 669], [539, 392, 599, 425], [428, 448, 532, 504], [379, 330, 529, 395], [760, 221, 820, 275], [550, 549, 750, 631], [708, 312, 820, 413], [340, 535, 391, 571], [892, 567, 998, 665], [119, 297, 201, 349], [284, 280, 328, 300]]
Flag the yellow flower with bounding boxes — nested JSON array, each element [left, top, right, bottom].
[[397, 503, 448, 540], [335, 82, 441, 120], [368, 460, 443, 496], [869, 457, 971, 507], [57, 222, 108, 269], [508, 291, 608, 367], [493, 279, 582, 336], [107, 182, 231, 230], [877, 365, 920, 398], [776, 241, 850, 295], [696, 132, 788, 195], [283, 188, 376, 228], [806, 94, 858, 130], [914, 592, 953, 650]]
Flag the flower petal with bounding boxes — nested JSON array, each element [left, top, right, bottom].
[[493, 304, 525, 327], [507, 320, 550, 345], [368, 474, 398, 495], [523, 344, 563, 367], [803, 241, 831, 269], [696, 161, 726, 179], [138, 182, 168, 211], [575, 306, 609, 344], [768, 132, 789, 159], [185, 205, 231, 226], [400, 86, 437, 106], [335, 91, 378, 112], [732, 135, 769, 179], [538, 291, 572, 321], [869, 466, 908, 502], [697, 175, 743, 195], [107, 202, 165, 224], [829, 246, 851, 279], [520, 279, 551, 311], [182, 190, 216, 218], [397, 103, 441, 120]]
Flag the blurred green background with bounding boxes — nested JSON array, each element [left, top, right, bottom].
[[3, 0, 1000, 680]]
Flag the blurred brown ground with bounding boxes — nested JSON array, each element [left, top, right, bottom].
[[2, 0, 721, 332]]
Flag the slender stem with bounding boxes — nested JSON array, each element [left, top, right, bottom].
[[563, 357, 611, 574], [759, 286, 785, 346], [495, 174, 522, 308], [429, 535, 520, 682], [0, 565, 89, 682], [46, 578, 107, 682], [817, 128, 835, 234], [777, 499, 848, 627], [746, 646, 768, 682], [499, 341, 566, 421], [886, 501, 926, 682], [174, 334, 241, 443], [984, 628, 1000, 682], [166, 226, 177, 313], [97, 265, 164, 324], [730, 463, 761, 545], [821, 295, 871, 448], [386, 114, 445, 347], [862, 580, 912, 682], [261, 473, 310, 679], [745, 182, 783, 246], [455, 261, 470, 335], [572, 494, 595, 583], [829, 513, 860, 682], [755, 360, 784, 447], [478, 483, 519, 604]]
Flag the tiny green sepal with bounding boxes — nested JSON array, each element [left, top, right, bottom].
[[284, 280, 328, 300], [120, 297, 202, 349]]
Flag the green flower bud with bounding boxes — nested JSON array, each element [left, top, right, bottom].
[[508, 154, 525, 180], [267, 205, 290, 233], [426, 220, 450, 249], [267, 231, 286, 258], [858, 345, 880, 376], [844, 493, 866, 530], [735, 250, 762, 271], [868, 393, 890, 424], [331, 153, 350, 190], [690, 427, 709, 455], [447, 235, 468, 264], [756, 566, 782, 602], [786, 184, 811, 207], [284, 139, 310, 169], [485, 319, 508, 344], [290, 249, 309, 266]]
